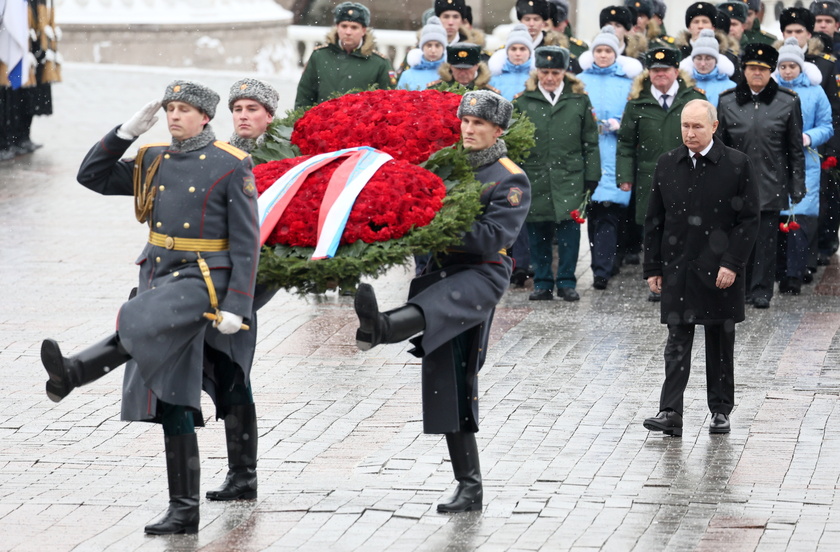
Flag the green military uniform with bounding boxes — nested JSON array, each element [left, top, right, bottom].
[[616, 72, 707, 225], [741, 17, 778, 46], [513, 74, 601, 222], [294, 30, 395, 110]]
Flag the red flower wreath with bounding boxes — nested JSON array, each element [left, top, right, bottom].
[[254, 156, 447, 247], [291, 89, 463, 165]]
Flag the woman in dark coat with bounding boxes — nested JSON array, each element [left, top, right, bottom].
[[642, 99, 759, 437], [353, 90, 530, 513]]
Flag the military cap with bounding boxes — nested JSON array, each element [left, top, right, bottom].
[[684, 2, 718, 27], [813, 31, 835, 53], [516, 0, 551, 21], [464, 4, 473, 24], [334, 2, 370, 27], [535, 45, 571, 69], [718, 2, 748, 23], [714, 8, 731, 33], [810, 1, 840, 22], [549, 0, 569, 22], [162, 80, 220, 119], [741, 0, 760, 12], [651, 0, 667, 18], [646, 47, 681, 69], [780, 7, 816, 33], [741, 42, 779, 70], [625, 0, 653, 18], [435, 0, 468, 18], [457, 90, 514, 129], [228, 79, 279, 116], [447, 42, 481, 68], [600, 5, 634, 30]]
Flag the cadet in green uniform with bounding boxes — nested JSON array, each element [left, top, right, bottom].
[[428, 43, 501, 93], [741, 0, 778, 46], [513, 46, 601, 302], [294, 2, 395, 110], [616, 48, 706, 300]]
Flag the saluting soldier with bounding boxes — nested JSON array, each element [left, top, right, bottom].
[[40, 80, 259, 535], [428, 42, 501, 93], [352, 90, 530, 513], [294, 2, 395, 110], [616, 47, 707, 300]]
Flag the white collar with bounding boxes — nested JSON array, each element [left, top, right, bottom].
[[539, 81, 563, 105], [651, 80, 679, 102]]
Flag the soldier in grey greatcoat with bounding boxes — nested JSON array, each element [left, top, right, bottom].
[[353, 90, 531, 513], [200, 78, 280, 504], [40, 80, 259, 535]]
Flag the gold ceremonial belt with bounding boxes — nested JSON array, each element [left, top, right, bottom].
[[148, 231, 229, 251]]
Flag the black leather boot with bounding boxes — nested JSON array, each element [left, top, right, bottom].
[[145, 433, 201, 535], [206, 404, 258, 501], [41, 334, 131, 402], [354, 283, 425, 351], [437, 432, 483, 513]]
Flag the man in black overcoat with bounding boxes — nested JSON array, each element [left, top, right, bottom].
[[642, 99, 759, 437], [353, 90, 530, 513]]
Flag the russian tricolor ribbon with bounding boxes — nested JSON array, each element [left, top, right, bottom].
[[0, 0, 30, 90], [257, 147, 393, 259]]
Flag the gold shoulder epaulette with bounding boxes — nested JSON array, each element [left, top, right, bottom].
[[824, 53, 837, 62], [426, 79, 441, 88], [214, 141, 249, 160], [313, 44, 328, 52], [571, 37, 585, 46], [499, 157, 523, 175], [662, 35, 675, 44], [762, 30, 777, 38], [513, 91, 524, 100], [141, 142, 169, 149], [373, 50, 389, 59], [695, 87, 705, 95], [486, 85, 502, 94], [778, 86, 797, 97]]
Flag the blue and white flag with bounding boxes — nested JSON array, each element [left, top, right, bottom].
[[0, 0, 30, 89]]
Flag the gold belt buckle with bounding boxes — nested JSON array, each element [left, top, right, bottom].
[[164, 236, 175, 250]]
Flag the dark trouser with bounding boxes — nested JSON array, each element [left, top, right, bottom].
[[620, 186, 643, 259], [587, 202, 625, 280], [510, 225, 531, 274], [660, 323, 735, 416], [819, 170, 840, 256], [776, 215, 817, 281], [527, 220, 580, 290], [747, 212, 779, 301]]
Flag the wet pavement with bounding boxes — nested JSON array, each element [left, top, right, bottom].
[[2, 63, 840, 551]]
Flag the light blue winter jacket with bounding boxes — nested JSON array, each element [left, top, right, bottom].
[[690, 67, 736, 108], [489, 60, 532, 101], [397, 49, 445, 91], [578, 61, 634, 205], [777, 68, 834, 217]]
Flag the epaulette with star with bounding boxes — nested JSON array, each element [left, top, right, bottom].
[[485, 85, 502, 95], [824, 53, 837, 62], [660, 35, 676, 44], [426, 79, 442, 88], [373, 50, 389, 60], [570, 37, 586, 47], [694, 87, 706, 95], [513, 91, 525, 100]]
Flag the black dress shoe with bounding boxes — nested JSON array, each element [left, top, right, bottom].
[[647, 291, 661, 302], [802, 270, 814, 284], [818, 253, 832, 266], [0, 148, 14, 162], [753, 297, 770, 309], [781, 277, 801, 295], [529, 289, 553, 301], [558, 287, 580, 302], [709, 412, 730, 433], [593, 276, 608, 290], [17, 139, 43, 153], [643, 410, 683, 437], [510, 268, 528, 287]]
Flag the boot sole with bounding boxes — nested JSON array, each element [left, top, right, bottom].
[[354, 284, 378, 350], [41, 339, 71, 402], [643, 421, 683, 437], [437, 502, 483, 513], [144, 525, 198, 535], [206, 488, 257, 501]]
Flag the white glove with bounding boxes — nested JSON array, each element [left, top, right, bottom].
[[803, 133, 811, 147], [607, 118, 621, 131], [44, 25, 55, 41], [216, 311, 243, 335], [117, 100, 161, 140]]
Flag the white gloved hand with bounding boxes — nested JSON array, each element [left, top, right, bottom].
[[117, 100, 161, 140], [607, 118, 621, 131], [803, 133, 811, 147], [216, 311, 243, 335]]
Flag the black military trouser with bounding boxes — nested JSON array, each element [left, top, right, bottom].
[[747, 212, 780, 301], [659, 323, 735, 416]]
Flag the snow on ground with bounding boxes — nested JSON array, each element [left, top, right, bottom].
[[55, 0, 292, 25]]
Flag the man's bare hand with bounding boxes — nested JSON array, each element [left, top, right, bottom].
[[716, 267, 736, 289], [647, 275, 662, 294]]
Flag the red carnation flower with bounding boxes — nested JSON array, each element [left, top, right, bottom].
[[822, 156, 838, 170]]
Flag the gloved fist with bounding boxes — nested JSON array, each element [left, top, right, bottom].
[[584, 180, 599, 193], [117, 100, 161, 140], [216, 311, 244, 335]]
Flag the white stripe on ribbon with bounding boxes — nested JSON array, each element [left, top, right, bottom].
[[312, 147, 393, 259]]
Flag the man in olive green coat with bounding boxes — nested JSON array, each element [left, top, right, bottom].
[[514, 46, 601, 302], [294, 2, 395, 110], [616, 47, 706, 300]]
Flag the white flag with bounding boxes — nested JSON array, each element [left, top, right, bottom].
[[0, 0, 30, 89]]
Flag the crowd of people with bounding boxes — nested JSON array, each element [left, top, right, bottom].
[[295, 0, 840, 310]]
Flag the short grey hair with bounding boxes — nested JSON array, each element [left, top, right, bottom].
[[683, 99, 717, 124]]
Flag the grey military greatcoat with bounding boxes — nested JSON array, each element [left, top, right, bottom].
[[76, 126, 259, 423], [407, 149, 530, 434]]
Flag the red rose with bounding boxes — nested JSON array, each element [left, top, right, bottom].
[[788, 221, 801, 231], [779, 222, 790, 233]]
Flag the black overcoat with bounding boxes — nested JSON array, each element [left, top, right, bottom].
[[643, 141, 760, 325]]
